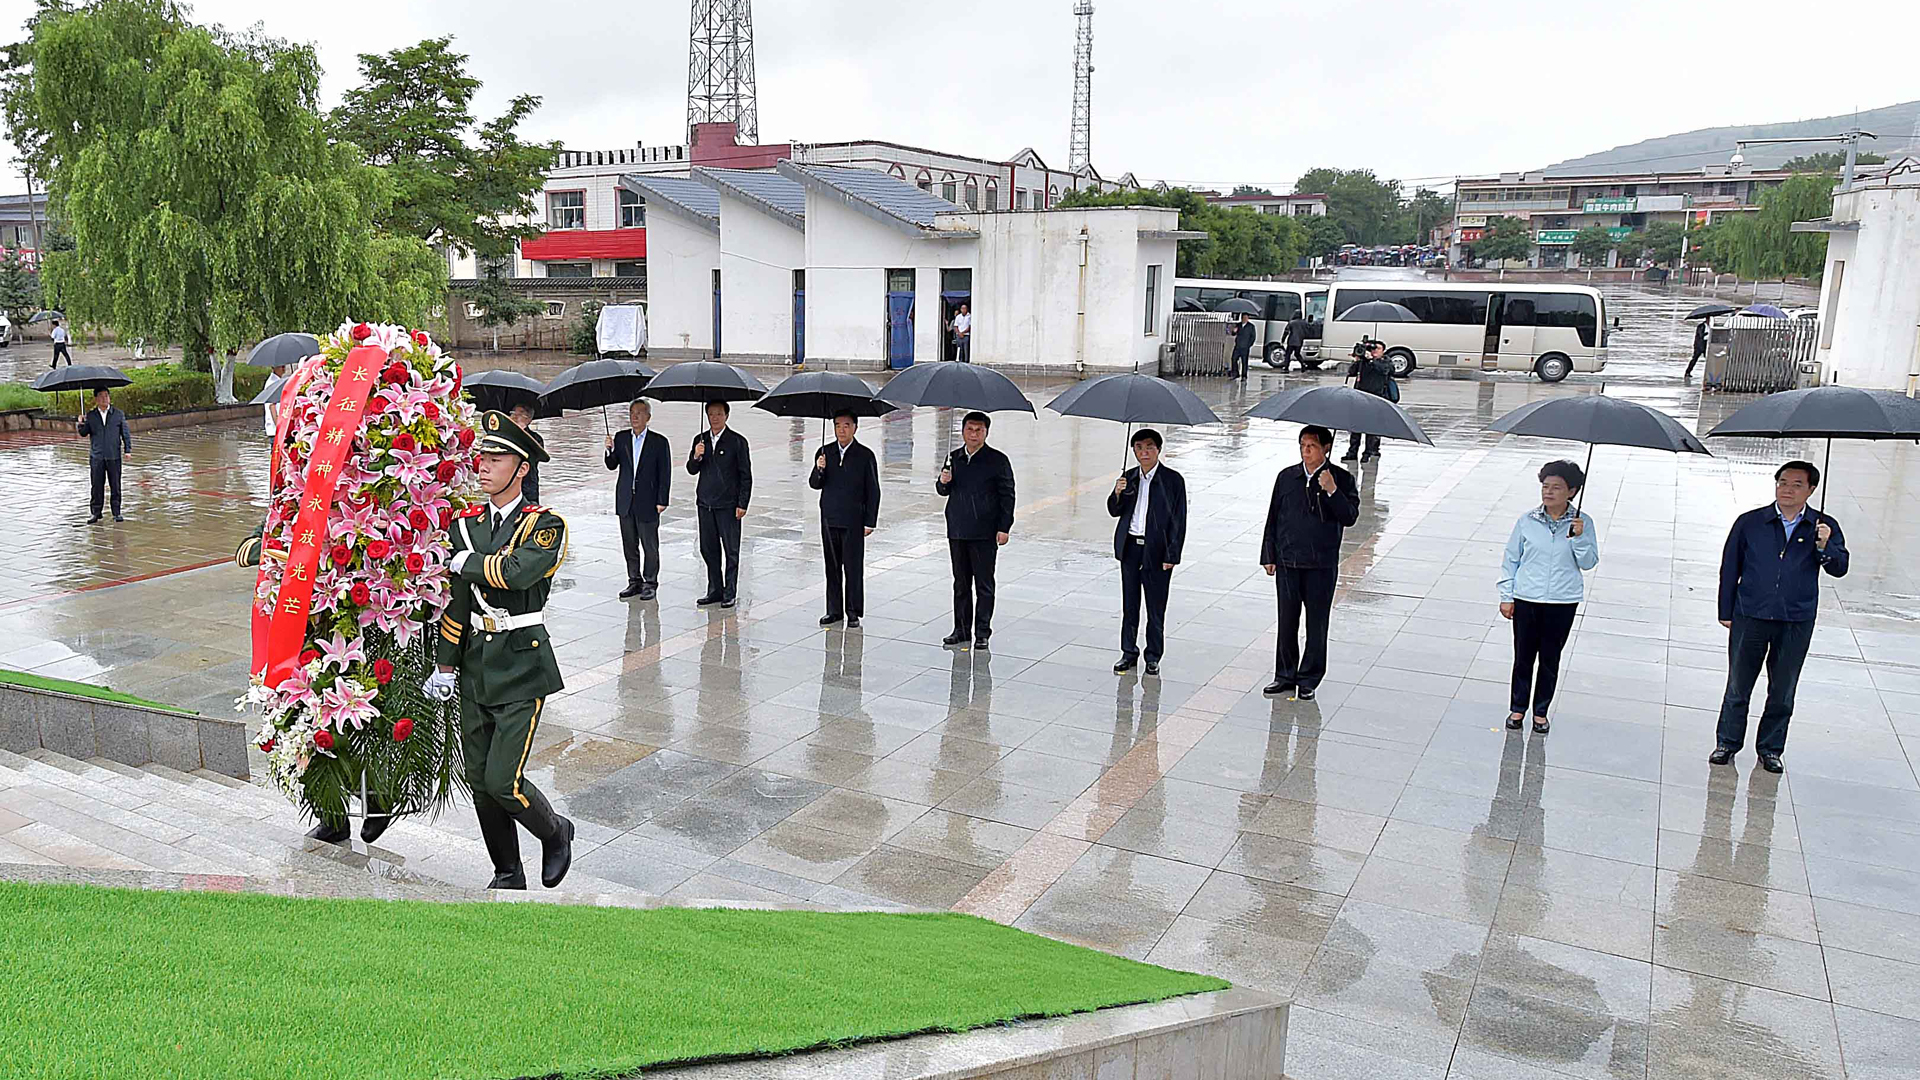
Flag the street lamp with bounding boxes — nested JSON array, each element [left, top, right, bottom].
[[1730, 129, 1878, 188]]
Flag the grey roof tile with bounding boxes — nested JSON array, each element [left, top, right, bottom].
[[788, 164, 966, 228], [698, 169, 806, 224], [621, 175, 720, 223]]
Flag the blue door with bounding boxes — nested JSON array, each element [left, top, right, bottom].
[[712, 270, 723, 357], [887, 293, 915, 369], [792, 289, 806, 365]]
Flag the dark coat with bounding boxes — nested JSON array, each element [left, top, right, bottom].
[[1284, 319, 1308, 347], [606, 428, 672, 521], [1693, 320, 1709, 358], [686, 427, 752, 510], [77, 406, 133, 460], [1349, 355, 1394, 397], [809, 439, 881, 529], [1718, 504, 1848, 623], [1260, 462, 1361, 569], [523, 427, 545, 505], [1232, 320, 1256, 354], [1106, 464, 1187, 566], [937, 444, 1016, 540]]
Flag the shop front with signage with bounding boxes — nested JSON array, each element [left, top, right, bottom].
[[1583, 197, 1636, 214]]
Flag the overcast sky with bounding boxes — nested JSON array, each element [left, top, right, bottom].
[[5, 0, 1918, 195]]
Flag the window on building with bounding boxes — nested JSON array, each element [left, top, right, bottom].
[[465, 302, 486, 319], [613, 260, 644, 278], [985, 178, 998, 209], [548, 190, 585, 229], [916, 170, 932, 192], [478, 254, 516, 279], [1294, 204, 1314, 216], [1015, 188, 1029, 210], [546, 262, 590, 278], [942, 180, 958, 203], [543, 300, 568, 319], [1144, 265, 1161, 335], [1719, 183, 1737, 196], [618, 188, 645, 229], [964, 179, 978, 209], [1048, 185, 1059, 205]]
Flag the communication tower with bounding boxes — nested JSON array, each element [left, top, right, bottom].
[[1068, 2, 1094, 173], [687, 0, 760, 145]]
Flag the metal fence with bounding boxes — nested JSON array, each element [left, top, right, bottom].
[[1713, 317, 1819, 393], [1162, 314, 1235, 377]]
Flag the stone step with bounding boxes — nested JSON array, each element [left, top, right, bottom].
[[0, 776, 251, 876], [2, 818, 160, 872]]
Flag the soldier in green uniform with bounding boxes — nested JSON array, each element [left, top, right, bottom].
[[423, 411, 575, 889]]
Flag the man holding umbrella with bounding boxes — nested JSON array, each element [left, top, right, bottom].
[[809, 409, 880, 628], [606, 398, 671, 601], [76, 388, 132, 523], [687, 400, 752, 608], [1107, 429, 1186, 675], [1230, 313, 1255, 380], [1262, 425, 1360, 700], [938, 412, 1016, 649]]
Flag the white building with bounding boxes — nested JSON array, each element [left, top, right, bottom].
[[1204, 191, 1329, 217], [1798, 159, 1920, 391], [632, 161, 1197, 372]]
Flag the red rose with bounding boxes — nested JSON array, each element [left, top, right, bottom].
[[349, 582, 371, 606], [298, 649, 320, 666], [392, 717, 414, 742], [259, 738, 276, 753], [412, 331, 429, 347], [372, 659, 394, 685], [457, 428, 474, 449], [392, 433, 417, 453], [436, 507, 452, 528], [365, 540, 392, 560], [394, 528, 414, 547], [329, 545, 351, 567], [435, 460, 458, 483], [424, 402, 440, 421], [405, 552, 425, 574], [350, 323, 372, 341], [409, 508, 431, 530], [313, 729, 335, 750], [384, 362, 409, 385]]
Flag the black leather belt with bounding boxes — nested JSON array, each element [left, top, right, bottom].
[[1129, 535, 1146, 545]]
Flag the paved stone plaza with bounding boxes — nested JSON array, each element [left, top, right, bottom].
[[3, 286, 1919, 1079]]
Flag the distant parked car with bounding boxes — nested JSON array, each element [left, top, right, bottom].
[[0, 312, 11, 347], [1787, 308, 1819, 321]]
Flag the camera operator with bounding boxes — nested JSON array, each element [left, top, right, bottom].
[[1343, 339, 1393, 463]]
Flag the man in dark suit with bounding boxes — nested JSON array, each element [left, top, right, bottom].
[[510, 402, 545, 505], [1230, 314, 1255, 379], [936, 411, 1015, 649], [1283, 317, 1308, 369], [686, 399, 751, 608], [1261, 425, 1361, 700], [1106, 429, 1187, 675], [809, 409, 881, 628], [605, 398, 672, 601], [76, 388, 132, 523]]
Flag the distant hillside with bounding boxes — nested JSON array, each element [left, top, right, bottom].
[[1539, 100, 1920, 175]]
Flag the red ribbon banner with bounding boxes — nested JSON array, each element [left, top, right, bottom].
[[250, 356, 325, 669], [254, 345, 388, 688]]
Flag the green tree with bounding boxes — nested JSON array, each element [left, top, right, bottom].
[[1057, 187, 1304, 277], [328, 36, 558, 263], [1569, 225, 1617, 266], [1294, 167, 1404, 245], [1230, 184, 1273, 196], [1780, 151, 1884, 173], [1302, 215, 1347, 259], [1474, 216, 1534, 265], [1402, 187, 1454, 244], [1616, 221, 1687, 267], [4, 0, 445, 373], [0, 246, 40, 327], [1715, 174, 1833, 278]]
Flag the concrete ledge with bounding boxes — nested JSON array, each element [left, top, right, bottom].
[[653, 987, 1286, 1079], [0, 683, 249, 778], [21, 404, 261, 434]]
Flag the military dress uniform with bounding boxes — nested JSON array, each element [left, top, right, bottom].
[[437, 412, 575, 889]]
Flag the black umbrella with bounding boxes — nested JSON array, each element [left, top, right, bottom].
[[244, 332, 320, 368], [880, 362, 1035, 413], [1214, 297, 1264, 316], [642, 361, 770, 403], [1174, 296, 1207, 313], [753, 371, 897, 419], [1343, 300, 1419, 322], [1490, 391, 1711, 513], [1685, 303, 1736, 320], [31, 364, 131, 393], [27, 310, 63, 324], [1706, 386, 1920, 511], [1247, 385, 1434, 444], [463, 370, 546, 413], [1047, 373, 1220, 465], [538, 358, 656, 431], [250, 373, 287, 406]]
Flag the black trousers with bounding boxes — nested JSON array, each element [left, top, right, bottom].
[[1716, 614, 1815, 757], [1230, 346, 1250, 378], [1346, 431, 1381, 458], [1274, 565, 1337, 689], [51, 343, 72, 367], [1285, 343, 1304, 365], [1119, 542, 1172, 662], [619, 511, 660, 589], [823, 523, 865, 618], [697, 504, 742, 598], [949, 538, 998, 637], [1686, 341, 1706, 377], [1510, 599, 1578, 716], [89, 457, 123, 518]]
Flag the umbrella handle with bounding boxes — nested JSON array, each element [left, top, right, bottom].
[[1820, 437, 1830, 514], [603, 406, 611, 437], [1574, 442, 1594, 519]]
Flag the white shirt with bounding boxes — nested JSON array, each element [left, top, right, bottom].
[[51, 327, 68, 344], [1129, 466, 1156, 536], [629, 425, 649, 473], [954, 312, 971, 336], [96, 407, 110, 426], [834, 438, 852, 464], [450, 495, 523, 575]]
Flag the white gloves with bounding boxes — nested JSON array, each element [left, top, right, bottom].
[[423, 669, 458, 701], [450, 550, 472, 574]]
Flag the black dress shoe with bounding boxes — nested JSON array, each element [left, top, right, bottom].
[[720, 594, 737, 609], [1759, 753, 1784, 774], [973, 636, 989, 650], [1264, 681, 1295, 696], [1144, 660, 1159, 676], [820, 613, 844, 626], [542, 815, 575, 889], [638, 586, 657, 601], [1707, 747, 1734, 766], [1507, 713, 1525, 730], [488, 871, 528, 890], [846, 616, 861, 629], [85, 515, 101, 525], [1296, 686, 1316, 701], [113, 514, 125, 522], [619, 583, 644, 599], [306, 818, 351, 844], [696, 593, 722, 607], [1114, 654, 1139, 673], [359, 801, 394, 844], [943, 631, 970, 646]]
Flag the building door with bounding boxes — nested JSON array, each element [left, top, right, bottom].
[[792, 270, 806, 366], [940, 269, 972, 363], [886, 268, 915, 369], [712, 269, 723, 357]]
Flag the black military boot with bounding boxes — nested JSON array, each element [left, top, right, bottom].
[[359, 793, 395, 844], [306, 813, 351, 844], [512, 784, 575, 889], [475, 797, 526, 890]]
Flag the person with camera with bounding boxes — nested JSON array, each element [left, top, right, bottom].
[[1229, 314, 1255, 380], [1342, 339, 1394, 463], [1261, 425, 1361, 700], [1497, 460, 1600, 735]]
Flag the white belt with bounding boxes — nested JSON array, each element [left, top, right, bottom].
[[471, 610, 544, 633]]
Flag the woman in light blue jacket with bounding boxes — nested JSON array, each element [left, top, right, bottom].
[[1498, 460, 1600, 734]]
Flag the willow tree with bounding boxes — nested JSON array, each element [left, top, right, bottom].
[[5, 0, 445, 373]]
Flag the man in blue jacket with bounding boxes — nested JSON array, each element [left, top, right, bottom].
[[1106, 429, 1187, 675], [1711, 460, 1849, 773], [76, 388, 132, 523]]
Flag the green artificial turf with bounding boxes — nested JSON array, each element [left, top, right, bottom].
[[0, 881, 1228, 1080], [0, 668, 189, 713]]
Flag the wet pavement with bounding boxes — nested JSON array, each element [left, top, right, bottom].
[[3, 283, 1919, 1079]]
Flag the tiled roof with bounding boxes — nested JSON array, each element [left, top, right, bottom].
[[779, 163, 966, 229], [619, 175, 720, 233], [694, 168, 806, 229]]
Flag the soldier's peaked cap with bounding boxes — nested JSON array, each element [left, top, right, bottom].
[[475, 410, 550, 464]]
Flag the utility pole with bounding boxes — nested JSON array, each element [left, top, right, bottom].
[[1068, 2, 1094, 174], [686, 0, 760, 146], [1732, 129, 1877, 188]]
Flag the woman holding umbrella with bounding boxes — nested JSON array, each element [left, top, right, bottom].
[[1497, 460, 1600, 735]]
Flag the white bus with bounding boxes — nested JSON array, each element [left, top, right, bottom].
[[1172, 278, 1330, 369], [1321, 281, 1608, 383]]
